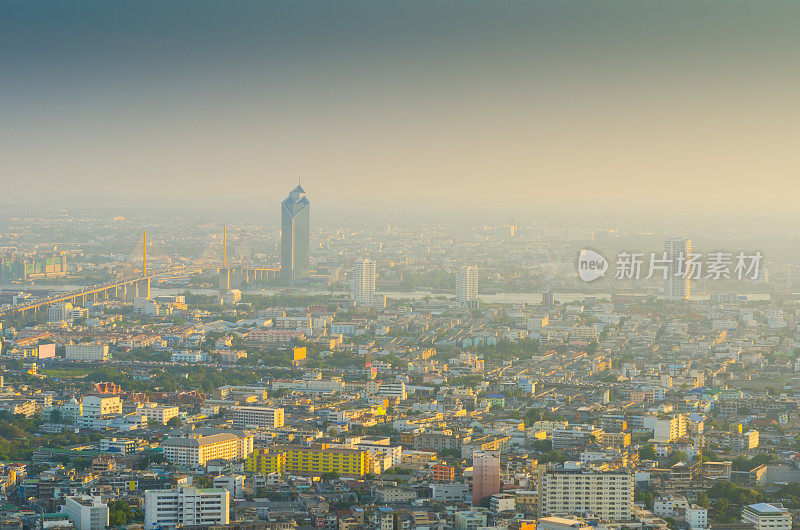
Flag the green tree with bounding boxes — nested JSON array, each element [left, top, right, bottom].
[[707, 482, 763, 505], [732, 453, 775, 471], [538, 451, 567, 464], [639, 444, 657, 460], [700, 448, 718, 462], [696, 492, 710, 509], [108, 500, 138, 526], [530, 439, 552, 452], [635, 489, 654, 509], [193, 476, 213, 488], [667, 451, 688, 467], [350, 425, 366, 436], [73, 458, 92, 471], [709, 499, 737, 523]]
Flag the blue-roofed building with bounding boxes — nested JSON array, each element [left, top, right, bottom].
[[742, 503, 791, 530], [486, 394, 505, 408]]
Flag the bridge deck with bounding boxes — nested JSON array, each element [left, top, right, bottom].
[[0, 267, 186, 317]]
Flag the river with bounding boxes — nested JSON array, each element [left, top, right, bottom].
[[0, 283, 771, 303]]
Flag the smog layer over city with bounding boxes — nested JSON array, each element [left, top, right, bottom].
[[2, 3, 800, 530]]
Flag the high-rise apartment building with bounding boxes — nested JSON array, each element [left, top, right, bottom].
[[245, 447, 287, 474], [161, 428, 254, 466], [66, 343, 109, 362], [456, 266, 479, 308], [144, 486, 229, 530], [664, 237, 692, 300], [351, 259, 376, 308], [378, 382, 407, 400], [539, 467, 634, 521], [231, 406, 285, 429], [432, 464, 455, 483], [542, 289, 554, 310], [245, 444, 371, 477], [281, 185, 311, 285], [48, 302, 74, 323], [472, 450, 500, 506]]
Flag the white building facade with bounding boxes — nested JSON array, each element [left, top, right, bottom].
[[351, 259, 377, 308], [144, 487, 229, 530], [456, 266, 479, 308], [65, 495, 109, 530]]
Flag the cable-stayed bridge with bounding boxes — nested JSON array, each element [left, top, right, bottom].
[[0, 227, 279, 319]]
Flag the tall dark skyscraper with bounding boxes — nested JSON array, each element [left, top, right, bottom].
[[281, 185, 311, 285]]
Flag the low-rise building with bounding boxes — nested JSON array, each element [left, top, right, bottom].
[[741, 503, 791, 530], [490, 493, 515, 513], [136, 403, 180, 425], [65, 495, 109, 530]]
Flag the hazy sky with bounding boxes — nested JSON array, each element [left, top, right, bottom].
[[3, 1, 800, 216]]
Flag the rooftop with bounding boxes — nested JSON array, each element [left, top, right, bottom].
[[745, 503, 786, 515]]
